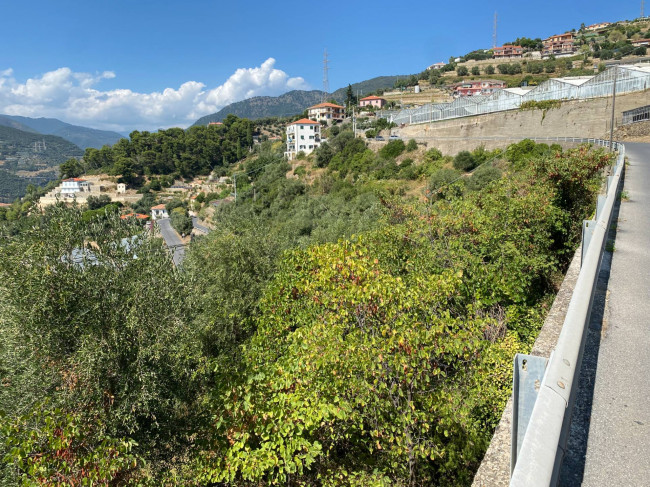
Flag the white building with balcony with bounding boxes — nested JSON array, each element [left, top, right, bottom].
[[307, 103, 345, 124], [60, 178, 91, 198], [285, 119, 321, 160]]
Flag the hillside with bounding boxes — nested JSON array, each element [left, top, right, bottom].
[[0, 125, 83, 201], [193, 75, 406, 125], [193, 90, 324, 125], [0, 115, 124, 149]]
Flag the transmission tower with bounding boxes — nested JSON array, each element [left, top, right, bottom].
[[322, 49, 329, 103], [493, 12, 498, 48]]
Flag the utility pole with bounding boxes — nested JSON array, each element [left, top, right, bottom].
[[493, 11, 498, 49], [642, 0, 645, 18], [609, 66, 618, 152], [233, 174, 237, 202]]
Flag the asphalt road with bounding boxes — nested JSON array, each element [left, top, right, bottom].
[[192, 217, 211, 234], [562, 142, 650, 486], [156, 218, 185, 266]]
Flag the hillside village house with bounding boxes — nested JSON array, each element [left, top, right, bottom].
[[428, 62, 446, 70], [632, 38, 650, 47], [452, 79, 506, 97], [307, 102, 345, 123], [359, 95, 387, 109], [151, 204, 169, 220], [542, 33, 577, 57], [586, 22, 611, 31], [60, 178, 91, 198], [493, 45, 524, 59], [285, 119, 321, 160]]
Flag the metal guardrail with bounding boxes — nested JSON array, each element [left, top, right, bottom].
[[509, 140, 625, 486]]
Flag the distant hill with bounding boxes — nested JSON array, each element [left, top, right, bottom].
[[193, 90, 325, 125], [193, 75, 405, 125], [329, 76, 405, 100], [0, 115, 124, 149], [0, 125, 82, 201]]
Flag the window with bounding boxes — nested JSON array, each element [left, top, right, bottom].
[[309, 135, 314, 139], [309, 145, 313, 149], [301, 135, 304, 140], [300, 125, 304, 129]]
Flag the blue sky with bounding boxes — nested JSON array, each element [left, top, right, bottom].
[[0, 0, 641, 132]]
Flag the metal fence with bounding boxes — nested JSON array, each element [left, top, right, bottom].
[[509, 141, 625, 486], [378, 65, 650, 126], [622, 104, 650, 124]]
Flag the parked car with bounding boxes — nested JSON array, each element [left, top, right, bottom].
[[389, 134, 400, 140], [375, 135, 385, 141]]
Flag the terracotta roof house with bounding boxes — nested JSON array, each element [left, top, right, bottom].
[[120, 213, 149, 220], [61, 178, 91, 198], [451, 79, 506, 97], [151, 204, 169, 220], [285, 119, 321, 160], [543, 33, 577, 57], [493, 45, 524, 58], [359, 95, 387, 108], [307, 102, 345, 123]]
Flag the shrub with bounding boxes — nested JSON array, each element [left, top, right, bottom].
[[453, 151, 477, 172], [428, 168, 463, 200], [467, 165, 503, 191], [406, 139, 418, 152], [379, 139, 406, 159], [457, 66, 469, 76]]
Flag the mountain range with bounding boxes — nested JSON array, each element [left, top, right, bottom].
[[0, 115, 124, 149], [193, 75, 405, 125]]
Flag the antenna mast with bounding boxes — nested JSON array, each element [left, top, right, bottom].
[[322, 49, 329, 103], [642, 0, 645, 18], [493, 11, 498, 48]]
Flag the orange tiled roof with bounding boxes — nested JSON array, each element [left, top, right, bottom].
[[121, 213, 149, 220], [289, 118, 320, 125], [63, 178, 87, 182], [151, 204, 167, 210], [360, 95, 385, 101], [309, 102, 344, 109]]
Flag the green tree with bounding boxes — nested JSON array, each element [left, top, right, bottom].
[[170, 206, 193, 235], [59, 158, 84, 179], [485, 64, 495, 75], [471, 66, 481, 76], [0, 207, 201, 482], [453, 150, 477, 171], [457, 65, 469, 76]]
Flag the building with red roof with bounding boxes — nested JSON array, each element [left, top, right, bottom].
[[120, 213, 149, 220], [151, 204, 169, 220], [359, 95, 387, 109], [285, 119, 321, 160], [493, 45, 524, 59], [61, 178, 91, 197], [307, 102, 345, 123]]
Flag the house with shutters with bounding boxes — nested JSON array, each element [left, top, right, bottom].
[[285, 119, 321, 160]]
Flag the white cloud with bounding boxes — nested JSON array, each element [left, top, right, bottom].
[[0, 58, 308, 132]]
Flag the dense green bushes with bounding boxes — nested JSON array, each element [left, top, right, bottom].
[[0, 141, 613, 485]]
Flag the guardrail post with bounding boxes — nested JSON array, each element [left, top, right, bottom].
[[596, 195, 607, 221], [511, 354, 548, 474], [581, 220, 596, 268]]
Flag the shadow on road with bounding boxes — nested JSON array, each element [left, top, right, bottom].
[[558, 190, 623, 486]]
